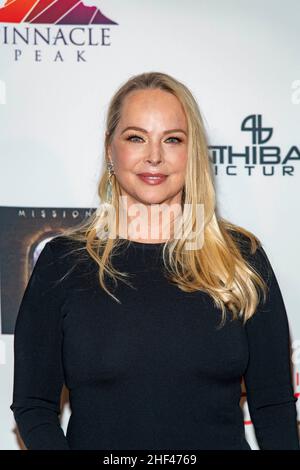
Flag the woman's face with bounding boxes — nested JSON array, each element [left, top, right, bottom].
[[107, 89, 188, 209]]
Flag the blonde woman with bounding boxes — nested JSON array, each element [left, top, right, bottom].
[[10, 72, 299, 450]]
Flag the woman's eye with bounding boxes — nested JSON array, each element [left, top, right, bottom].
[[126, 135, 182, 143], [127, 135, 143, 142], [166, 137, 182, 143]]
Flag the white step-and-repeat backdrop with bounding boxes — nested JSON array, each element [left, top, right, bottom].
[[0, 0, 299, 449]]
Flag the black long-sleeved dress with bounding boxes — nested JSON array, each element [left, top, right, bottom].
[[10, 234, 300, 450]]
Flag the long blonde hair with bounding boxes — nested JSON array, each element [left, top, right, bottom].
[[61, 71, 268, 329]]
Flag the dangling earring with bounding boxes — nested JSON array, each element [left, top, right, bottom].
[[106, 160, 114, 203], [97, 160, 115, 239]]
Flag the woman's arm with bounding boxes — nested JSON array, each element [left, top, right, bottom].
[[243, 244, 299, 450], [10, 241, 70, 450]]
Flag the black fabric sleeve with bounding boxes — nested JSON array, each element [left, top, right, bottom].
[[243, 245, 300, 450], [10, 241, 70, 450]]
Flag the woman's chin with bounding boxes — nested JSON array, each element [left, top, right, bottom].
[[133, 193, 170, 206]]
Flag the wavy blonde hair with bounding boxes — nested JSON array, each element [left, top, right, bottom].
[[61, 71, 268, 329]]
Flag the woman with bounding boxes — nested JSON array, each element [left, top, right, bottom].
[[10, 72, 299, 450]]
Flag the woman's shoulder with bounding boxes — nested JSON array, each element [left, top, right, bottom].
[[227, 227, 272, 281], [47, 235, 87, 261], [47, 234, 85, 250], [46, 234, 95, 279]]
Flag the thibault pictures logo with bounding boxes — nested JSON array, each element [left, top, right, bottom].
[[0, 0, 118, 62], [209, 114, 300, 176]]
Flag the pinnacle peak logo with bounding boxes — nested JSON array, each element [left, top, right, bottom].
[[209, 114, 300, 176], [0, 0, 117, 25], [0, 1, 118, 62]]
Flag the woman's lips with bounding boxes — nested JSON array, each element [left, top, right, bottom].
[[137, 174, 168, 185]]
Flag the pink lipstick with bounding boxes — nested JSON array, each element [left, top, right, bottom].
[[137, 173, 168, 185]]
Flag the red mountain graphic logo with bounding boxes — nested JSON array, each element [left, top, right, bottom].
[[0, 0, 118, 25]]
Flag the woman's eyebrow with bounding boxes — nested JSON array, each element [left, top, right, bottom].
[[121, 126, 187, 136]]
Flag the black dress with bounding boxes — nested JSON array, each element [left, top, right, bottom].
[[10, 234, 300, 450]]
